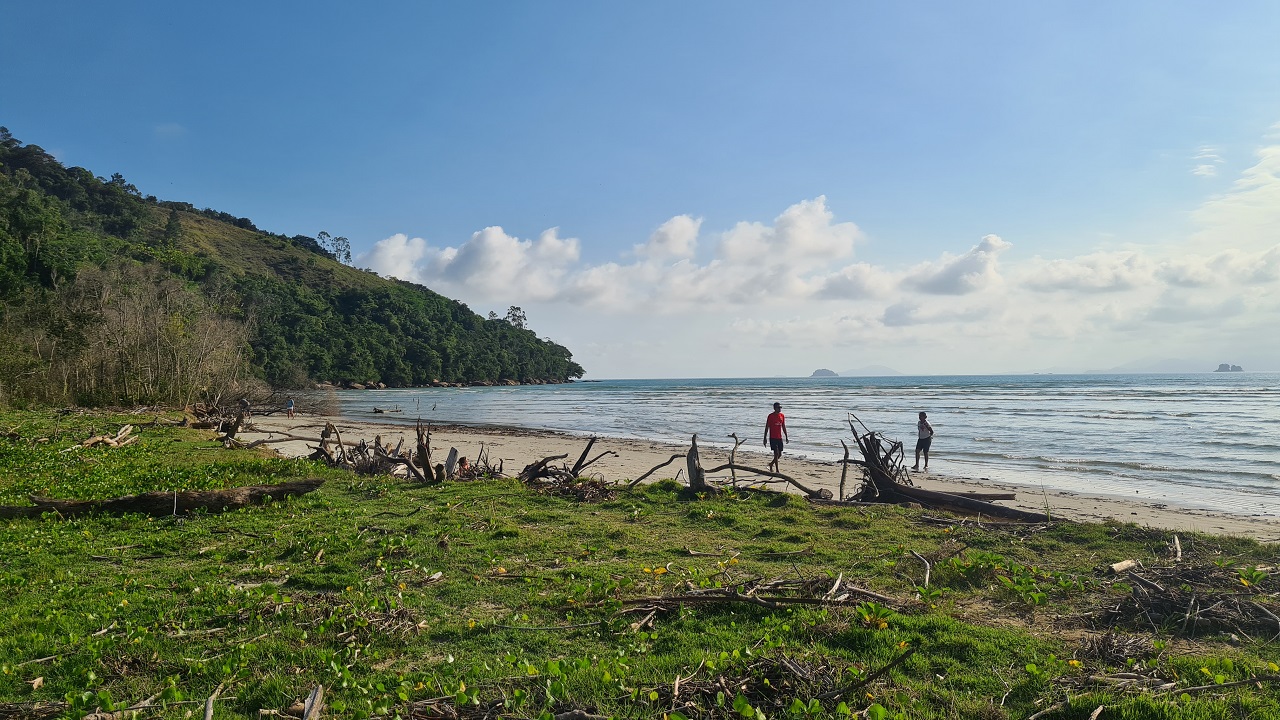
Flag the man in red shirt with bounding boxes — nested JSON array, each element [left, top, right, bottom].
[[764, 402, 789, 472]]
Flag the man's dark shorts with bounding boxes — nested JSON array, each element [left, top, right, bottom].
[[915, 437, 932, 453], [770, 438, 785, 454]]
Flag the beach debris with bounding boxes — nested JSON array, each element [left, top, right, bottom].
[[60, 424, 138, 452], [1108, 559, 1140, 574], [0, 478, 325, 519], [637, 433, 833, 499], [839, 414, 1051, 523], [1092, 561, 1280, 638], [519, 438, 618, 501]]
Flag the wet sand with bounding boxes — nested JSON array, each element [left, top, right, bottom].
[[239, 414, 1279, 542]]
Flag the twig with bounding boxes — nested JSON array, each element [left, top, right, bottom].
[[13, 654, 57, 668], [818, 646, 917, 699], [1159, 674, 1280, 696], [1026, 700, 1070, 720], [487, 620, 605, 631], [910, 550, 932, 588]]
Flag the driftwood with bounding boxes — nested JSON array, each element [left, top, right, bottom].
[[519, 440, 617, 501], [0, 478, 324, 519], [686, 434, 710, 491], [627, 453, 686, 489], [702, 463, 832, 499], [61, 425, 138, 451], [841, 414, 1051, 523]]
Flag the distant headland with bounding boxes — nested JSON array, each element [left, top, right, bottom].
[[1214, 363, 1243, 372]]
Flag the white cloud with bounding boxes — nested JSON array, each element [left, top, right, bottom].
[[904, 234, 1010, 295], [359, 227, 579, 302], [816, 262, 894, 299], [1023, 251, 1154, 293], [1191, 141, 1280, 251], [636, 215, 700, 260], [1191, 145, 1223, 177], [356, 127, 1280, 376], [718, 196, 861, 268]]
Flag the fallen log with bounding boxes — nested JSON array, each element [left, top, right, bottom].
[[0, 478, 324, 519], [886, 483, 1051, 523], [845, 414, 1051, 523]]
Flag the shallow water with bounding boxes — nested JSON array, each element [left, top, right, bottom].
[[333, 373, 1280, 516]]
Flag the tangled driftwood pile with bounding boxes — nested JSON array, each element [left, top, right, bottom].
[[520, 437, 618, 501], [1096, 563, 1279, 638], [834, 415, 1051, 522], [60, 424, 138, 451]]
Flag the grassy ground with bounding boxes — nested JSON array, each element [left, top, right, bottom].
[[1, 410, 1277, 719]]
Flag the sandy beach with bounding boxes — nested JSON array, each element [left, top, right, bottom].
[[241, 413, 1280, 542]]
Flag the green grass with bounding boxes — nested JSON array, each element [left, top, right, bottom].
[[1, 410, 1278, 719]]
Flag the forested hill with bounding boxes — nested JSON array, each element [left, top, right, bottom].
[[0, 128, 583, 407]]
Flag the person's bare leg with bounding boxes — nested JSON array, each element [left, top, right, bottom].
[[922, 447, 928, 471], [912, 447, 920, 471]]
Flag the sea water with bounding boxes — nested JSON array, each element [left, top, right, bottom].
[[334, 374, 1280, 517]]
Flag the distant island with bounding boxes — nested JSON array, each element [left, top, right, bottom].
[[1214, 363, 1244, 372], [810, 368, 838, 377]]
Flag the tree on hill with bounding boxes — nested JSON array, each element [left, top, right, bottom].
[[0, 128, 583, 406]]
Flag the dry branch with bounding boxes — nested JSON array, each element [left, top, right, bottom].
[[627, 453, 687, 489]]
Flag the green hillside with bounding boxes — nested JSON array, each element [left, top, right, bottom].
[[0, 127, 583, 407]]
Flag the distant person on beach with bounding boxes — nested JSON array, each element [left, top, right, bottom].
[[912, 411, 933, 471], [764, 402, 789, 472], [285, 397, 295, 419]]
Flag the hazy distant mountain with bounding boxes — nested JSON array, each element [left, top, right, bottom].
[[839, 364, 903, 377]]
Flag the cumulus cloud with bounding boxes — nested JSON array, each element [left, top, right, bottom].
[[359, 226, 580, 302], [635, 215, 701, 260], [816, 262, 894, 299], [904, 234, 1010, 295], [1023, 251, 1154, 292], [361, 196, 867, 311], [355, 125, 1280, 377], [718, 196, 861, 267]]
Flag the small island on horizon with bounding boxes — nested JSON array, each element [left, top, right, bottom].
[[1214, 363, 1244, 372], [809, 368, 838, 377]]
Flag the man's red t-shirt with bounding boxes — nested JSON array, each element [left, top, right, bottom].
[[766, 412, 786, 439]]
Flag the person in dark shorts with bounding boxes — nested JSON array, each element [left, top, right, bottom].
[[912, 411, 933, 471], [764, 402, 789, 472]]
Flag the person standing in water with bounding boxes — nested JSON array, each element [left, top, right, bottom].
[[764, 402, 789, 472], [912, 411, 934, 471]]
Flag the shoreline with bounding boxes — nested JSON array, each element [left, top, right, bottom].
[[240, 414, 1280, 542]]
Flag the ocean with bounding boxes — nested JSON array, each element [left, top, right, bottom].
[[332, 374, 1280, 517]]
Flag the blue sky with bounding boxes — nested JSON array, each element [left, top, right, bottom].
[[5, 2, 1280, 376]]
